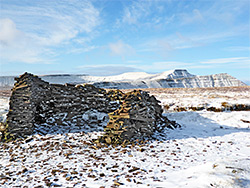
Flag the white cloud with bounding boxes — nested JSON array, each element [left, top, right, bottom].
[[185, 57, 250, 70], [122, 1, 150, 25], [0, 18, 48, 64], [140, 24, 248, 55], [224, 46, 250, 52], [177, 0, 249, 27], [118, 0, 174, 28], [109, 40, 135, 57], [77, 64, 142, 76], [77, 56, 250, 76], [126, 60, 141, 64], [205, 0, 249, 24], [131, 61, 191, 72], [31, 1, 100, 46], [200, 57, 250, 65], [0, 18, 21, 46], [126, 57, 250, 73], [0, 0, 100, 64], [180, 9, 204, 25], [67, 46, 97, 54], [139, 33, 201, 55], [152, 61, 190, 70]]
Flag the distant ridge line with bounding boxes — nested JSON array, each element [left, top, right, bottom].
[[0, 69, 246, 89]]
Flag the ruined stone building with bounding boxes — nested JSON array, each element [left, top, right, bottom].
[[6, 73, 178, 142]]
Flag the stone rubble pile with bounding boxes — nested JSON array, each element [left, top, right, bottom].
[[4, 72, 179, 143]]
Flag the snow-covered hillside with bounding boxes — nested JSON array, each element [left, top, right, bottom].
[[92, 72, 246, 89], [0, 69, 246, 89], [0, 87, 250, 187]]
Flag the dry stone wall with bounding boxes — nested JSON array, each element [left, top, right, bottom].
[[6, 72, 179, 142], [7, 73, 118, 137], [96, 89, 178, 145]]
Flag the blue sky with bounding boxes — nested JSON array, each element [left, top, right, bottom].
[[0, 0, 250, 82]]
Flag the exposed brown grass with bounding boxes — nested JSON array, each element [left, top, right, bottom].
[[121, 86, 250, 95], [0, 87, 12, 97], [120, 86, 250, 112], [2, 86, 250, 99]]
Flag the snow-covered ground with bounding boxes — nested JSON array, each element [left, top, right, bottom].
[[0, 97, 9, 122], [139, 87, 250, 112], [0, 88, 250, 188]]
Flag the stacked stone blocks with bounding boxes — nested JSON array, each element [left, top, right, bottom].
[[5, 72, 179, 142]]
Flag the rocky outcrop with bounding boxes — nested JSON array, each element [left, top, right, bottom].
[[5, 72, 178, 142]]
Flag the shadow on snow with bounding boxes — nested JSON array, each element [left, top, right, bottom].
[[160, 111, 250, 140]]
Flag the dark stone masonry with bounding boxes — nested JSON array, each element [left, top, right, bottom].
[[5, 72, 179, 142]]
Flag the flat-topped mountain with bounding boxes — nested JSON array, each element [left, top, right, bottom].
[[0, 69, 246, 89], [91, 70, 246, 89]]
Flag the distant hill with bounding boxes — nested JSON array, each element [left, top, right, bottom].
[[0, 69, 246, 89]]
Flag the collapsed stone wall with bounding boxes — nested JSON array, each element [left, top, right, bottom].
[[5, 72, 179, 141], [96, 89, 178, 145], [6, 73, 118, 137]]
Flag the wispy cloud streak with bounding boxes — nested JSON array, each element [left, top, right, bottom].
[[200, 57, 250, 65], [0, 0, 100, 63]]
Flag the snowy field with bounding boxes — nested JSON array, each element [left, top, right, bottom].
[[0, 87, 250, 188], [122, 87, 250, 113], [0, 97, 8, 122]]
